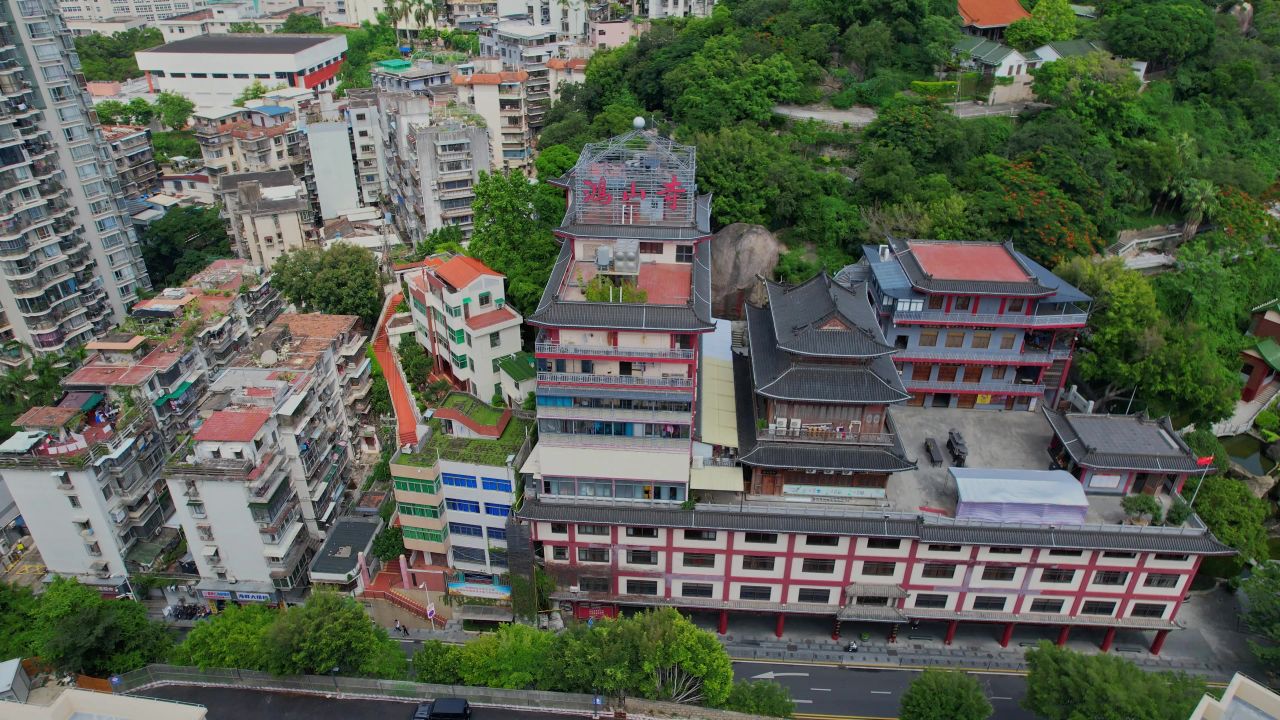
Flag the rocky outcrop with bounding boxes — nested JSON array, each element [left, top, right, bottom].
[[708, 223, 781, 319], [1231, 1, 1254, 34]]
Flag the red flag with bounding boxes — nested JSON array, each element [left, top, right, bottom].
[[1196, 456, 1215, 466]]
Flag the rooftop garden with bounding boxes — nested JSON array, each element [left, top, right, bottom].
[[441, 392, 504, 427], [398, 416, 530, 468]]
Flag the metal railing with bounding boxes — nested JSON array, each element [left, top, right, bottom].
[[893, 347, 1072, 364], [537, 371, 693, 388], [894, 309, 1088, 327], [905, 378, 1046, 395], [535, 341, 694, 360], [758, 426, 895, 446]]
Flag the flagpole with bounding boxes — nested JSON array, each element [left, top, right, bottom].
[[1188, 458, 1213, 507]]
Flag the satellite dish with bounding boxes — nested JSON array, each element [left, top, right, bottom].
[[260, 349, 278, 366]]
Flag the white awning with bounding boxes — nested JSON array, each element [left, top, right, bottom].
[[689, 464, 744, 491], [699, 356, 738, 449], [519, 445, 541, 478]]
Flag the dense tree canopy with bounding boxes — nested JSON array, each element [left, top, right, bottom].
[[1242, 562, 1280, 671], [140, 206, 232, 288], [75, 27, 163, 81], [900, 670, 992, 720], [468, 170, 560, 315], [1024, 643, 1205, 720], [272, 244, 384, 325], [28, 578, 172, 676]]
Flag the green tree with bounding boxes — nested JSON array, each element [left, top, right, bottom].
[[234, 80, 270, 107], [414, 225, 465, 260], [74, 27, 163, 81], [171, 604, 275, 670], [228, 21, 265, 32], [1242, 562, 1280, 670], [397, 340, 432, 388], [31, 577, 173, 676], [1024, 642, 1205, 720], [629, 608, 734, 706], [900, 670, 992, 720], [1005, 18, 1054, 50], [371, 525, 405, 562], [1104, 0, 1215, 67], [151, 131, 201, 164], [95, 99, 128, 125], [264, 592, 406, 678], [725, 680, 795, 718], [0, 583, 40, 661], [468, 170, 559, 315], [534, 144, 579, 180], [140, 205, 232, 286], [1186, 475, 1269, 573], [127, 97, 156, 125], [1031, 0, 1076, 40], [1031, 52, 1142, 131], [458, 622, 556, 689], [413, 640, 463, 684], [272, 244, 384, 325], [155, 92, 196, 130], [276, 13, 325, 33]]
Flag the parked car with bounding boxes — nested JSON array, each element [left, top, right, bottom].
[[412, 698, 471, 720]]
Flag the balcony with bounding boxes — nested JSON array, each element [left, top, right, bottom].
[[757, 425, 896, 446], [537, 432, 690, 452], [905, 378, 1047, 396], [893, 346, 1073, 365], [536, 341, 694, 361], [537, 371, 693, 388], [893, 308, 1089, 328], [536, 405, 690, 425]]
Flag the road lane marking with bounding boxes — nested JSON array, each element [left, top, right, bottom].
[[810, 687, 832, 691], [991, 696, 1013, 700], [794, 699, 814, 704], [751, 671, 810, 680], [795, 714, 895, 720], [869, 690, 892, 695]]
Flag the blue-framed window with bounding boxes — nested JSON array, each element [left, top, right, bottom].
[[449, 522, 483, 537], [487, 527, 507, 541], [481, 477, 513, 493], [442, 473, 478, 488], [446, 499, 480, 513], [484, 503, 510, 517]]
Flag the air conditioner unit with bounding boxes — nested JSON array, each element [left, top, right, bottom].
[[569, 585, 580, 594]]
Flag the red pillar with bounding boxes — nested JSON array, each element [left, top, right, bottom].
[[1100, 627, 1117, 652], [944, 620, 958, 645], [1149, 629, 1170, 655], [774, 613, 785, 639], [832, 618, 841, 641], [999, 622, 1015, 648], [1056, 625, 1070, 647], [717, 610, 728, 635]]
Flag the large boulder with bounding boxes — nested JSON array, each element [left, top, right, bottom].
[[708, 223, 781, 319]]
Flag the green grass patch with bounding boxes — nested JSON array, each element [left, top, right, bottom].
[[441, 392, 504, 426]]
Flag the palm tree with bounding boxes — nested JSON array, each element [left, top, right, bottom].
[[411, 0, 432, 46], [1179, 178, 1219, 242]]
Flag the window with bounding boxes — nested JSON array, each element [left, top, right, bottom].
[[922, 563, 956, 579], [919, 330, 939, 347], [798, 588, 831, 604], [972, 331, 992, 349], [1040, 568, 1076, 583], [551, 546, 568, 560], [394, 478, 439, 494], [489, 332, 501, 348], [446, 499, 480, 513], [867, 538, 901, 550], [954, 297, 972, 311], [399, 502, 441, 518], [862, 561, 897, 576], [1030, 598, 1064, 613], [972, 595, 1007, 611], [627, 579, 658, 595], [991, 366, 1008, 380], [913, 593, 948, 609], [442, 473, 478, 488], [453, 546, 486, 564], [1103, 551, 1137, 559], [928, 544, 962, 552], [486, 527, 506, 541], [579, 576, 609, 592], [1081, 600, 1116, 616], [802, 558, 836, 574], [739, 585, 772, 601], [1048, 549, 1083, 557], [1007, 298, 1025, 313], [682, 583, 714, 598], [1154, 553, 1189, 562], [627, 549, 657, 565], [478, 291, 491, 307], [676, 245, 694, 263], [67, 495, 80, 508], [927, 295, 944, 310], [484, 503, 510, 517], [897, 298, 924, 312], [1093, 570, 1129, 586], [626, 527, 659, 538], [684, 529, 717, 541], [481, 477, 513, 492], [945, 332, 965, 348], [988, 547, 1023, 555], [682, 553, 715, 568], [1000, 333, 1016, 350], [1130, 603, 1167, 619], [579, 524, 610, 536], [742, 555, 776, 571], [982, 566, 1016, 582], [549, 523, 568, 534], [1144, 573, 1180, 589], [639, 242, 662, 254], [448, 522, 483, 537], [806, 535, 839, 547], [744, 532, 778, 544], [404, 527, 447, 543], [578, 547, 609, 563]]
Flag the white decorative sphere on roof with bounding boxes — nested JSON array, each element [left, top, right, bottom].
[[633, 116, 645, 130]]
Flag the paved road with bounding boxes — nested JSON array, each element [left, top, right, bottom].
[[137, 686, 583, 720], [773, 102, 1040, 128], [733, 661, 1036, 720]]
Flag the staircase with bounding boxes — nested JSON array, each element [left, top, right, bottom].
[[373, 291, 419, 447], [504, 517, 535, 581]]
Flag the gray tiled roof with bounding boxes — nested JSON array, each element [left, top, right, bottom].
[[746, 303, 909, 404], [1044, 409, 1205, 473], [1014, 251, 1092, 305], [888, 236, 1056, 297], [739, 442, 918, 473], [764, 275, 896, 358], [518, 499, 1234, 555], [309, 517, 380, 576], [529, 240, 714, 332]]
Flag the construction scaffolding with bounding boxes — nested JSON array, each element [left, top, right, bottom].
[[564, 129, 699, 228]]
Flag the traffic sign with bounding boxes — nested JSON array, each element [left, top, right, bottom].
[[426, 603, 436, 619]]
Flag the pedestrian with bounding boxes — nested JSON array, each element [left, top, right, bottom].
[[402, 624, 410, 637], [394, 619, 401, 634]]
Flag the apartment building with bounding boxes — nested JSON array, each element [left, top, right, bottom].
[[0, 0, 152, 359], [379, 92, 490, 242], [453, 57, 545, 170], [636, 0, 715, 18], [102, 125, 158, 200], [345, 91, 387, 208], [158, 4, 324, 41], [308, 92, 389, 221], [219, 169, 315, 269], [404, 254, 523, 400], [1191, 673, 1280, 719], [389, 392, 532, 581], [370, 58, 453, 95], [273, 312, 371, 445], [136, 34, 347, 109], [191, 104, 312, 184], [524, 126, 714, 504], [64, 15, 145, 34], [58, 0, 205, 21], [167, 406, 315, 603], [845, 238, 1091, 410]]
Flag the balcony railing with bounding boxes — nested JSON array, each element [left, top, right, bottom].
[[537, 371, 693, 388], [894, 309, 1089, 327], [757, 426, 896, 446], [537, 432, 690, 452], [535, 341, 694, 361], [905, 378, 1047, 395], [892, 347, 1073, 365]]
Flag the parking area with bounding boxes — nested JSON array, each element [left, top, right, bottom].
[[887, 405, 1055, 513]]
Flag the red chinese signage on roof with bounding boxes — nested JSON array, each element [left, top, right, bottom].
[[581, 174, 687, 208]]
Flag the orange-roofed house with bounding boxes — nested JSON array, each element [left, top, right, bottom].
[[849, 237, 1091, 411], [958, 0, 1030, 37], [405, 254, 524, 401], [453, 56, 543, 171]]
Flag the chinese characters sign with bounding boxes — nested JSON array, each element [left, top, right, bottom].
[[583, 174, 687, 209]]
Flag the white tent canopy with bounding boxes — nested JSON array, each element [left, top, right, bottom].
[[952, 468, 1089, 525]]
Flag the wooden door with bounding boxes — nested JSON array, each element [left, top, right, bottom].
[[963, 366, 984, 383], [907, 393, 926, 407], [956, 394, 977, 409], [936, 365, 959, 382]]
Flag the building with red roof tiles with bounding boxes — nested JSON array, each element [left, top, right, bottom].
[[404, 253, 523, 401], [194, 409, 272, 443], [452, 56, 542, 171], [958, 0, 1030, 36]]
